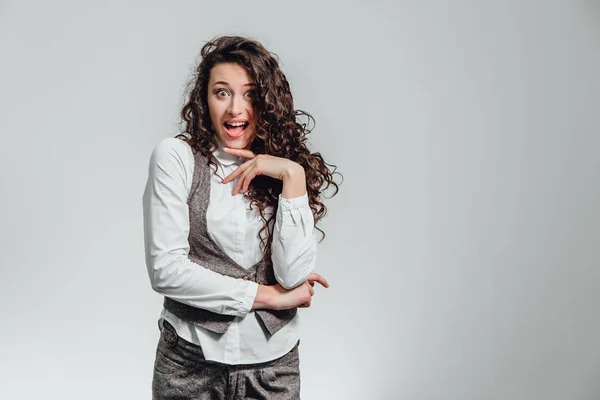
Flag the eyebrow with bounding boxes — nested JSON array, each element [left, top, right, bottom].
[[212, 81, 256, 87]]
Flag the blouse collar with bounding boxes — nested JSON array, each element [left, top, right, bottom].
[[212, 138, 242, 166]]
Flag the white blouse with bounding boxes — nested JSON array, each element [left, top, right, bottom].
[[142, 137, 317, 364]]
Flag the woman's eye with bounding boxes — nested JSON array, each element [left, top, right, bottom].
[[245, 90, 255, 99], [216, 89, 229, 97]]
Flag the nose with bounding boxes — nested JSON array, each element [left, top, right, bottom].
[[227, 95, 244, 116]]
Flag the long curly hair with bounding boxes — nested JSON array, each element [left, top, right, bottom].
[[176, 35, 341, 265]]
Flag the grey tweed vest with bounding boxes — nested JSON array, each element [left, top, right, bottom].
[[163, 146, 296, 337]]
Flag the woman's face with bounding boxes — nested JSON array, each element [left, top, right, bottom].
[[207, 62, 257, 149]]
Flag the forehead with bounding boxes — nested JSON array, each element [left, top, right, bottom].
[[209, 63, 253, 85]]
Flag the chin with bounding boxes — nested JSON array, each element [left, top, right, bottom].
[[218, 131, 254, 149]]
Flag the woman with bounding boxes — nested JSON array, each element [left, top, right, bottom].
[[143, 35, 340, 399]]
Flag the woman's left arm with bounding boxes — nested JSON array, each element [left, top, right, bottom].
[[221, 148, 318, 289], [271, 191, 318, 289]]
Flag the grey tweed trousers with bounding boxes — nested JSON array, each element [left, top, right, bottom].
[[152, 321, 301, 399]]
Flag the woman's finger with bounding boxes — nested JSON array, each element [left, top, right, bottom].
[[222, 147, 256, 159], [231, 168, 246, 195], [222, 159, 254, 184], [232, 164, 257, 195], [231, 162, 257, 195], [241, 166, 259, 193], [308, 273, 329, 288], [309, 285, 314, 296]]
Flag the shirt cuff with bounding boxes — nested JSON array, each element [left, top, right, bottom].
[[278, 192, 309, 210], [238, 281, 259, 317]]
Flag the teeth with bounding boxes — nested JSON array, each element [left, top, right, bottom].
[[227, 122, 246, 127]]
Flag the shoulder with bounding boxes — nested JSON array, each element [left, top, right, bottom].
[[148, 137, 195, 178], [151, 137, 193, 160], [150, 137, 194, 167]]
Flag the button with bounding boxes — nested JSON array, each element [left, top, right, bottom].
[[243, 276, 249, 280]]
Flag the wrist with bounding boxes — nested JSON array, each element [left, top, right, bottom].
[[282, 162, 304, 181], [281, 163, 306, 199], [252, 284, 279, 310]]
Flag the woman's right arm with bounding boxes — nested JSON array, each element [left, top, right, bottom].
[[143, 138, 261, 317]]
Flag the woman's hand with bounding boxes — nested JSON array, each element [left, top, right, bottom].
[[252, 273, 329, 311], [221, 147, 305, 196], [276, 273, 329, 310], [296, 278, 322, 309]]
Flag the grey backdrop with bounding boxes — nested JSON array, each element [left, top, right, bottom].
[[1, 1, 599, 399]]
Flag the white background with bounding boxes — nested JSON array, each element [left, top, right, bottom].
[[1, 1, 599, 399]]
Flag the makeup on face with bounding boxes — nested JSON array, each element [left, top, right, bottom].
[[207, 63, 257, 149]]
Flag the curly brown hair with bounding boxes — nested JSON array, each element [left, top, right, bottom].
[[176, 35, 341, 265]]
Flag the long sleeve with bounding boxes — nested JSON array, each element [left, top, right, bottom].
[[271, 192, 318, 289], [143, 138, 258, 317]]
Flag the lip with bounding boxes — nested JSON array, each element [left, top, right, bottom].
[[224, 122, 249, 138]]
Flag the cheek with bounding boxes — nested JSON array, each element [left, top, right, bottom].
[[248, 110, 257, 127], [207, 100, 222, 125]]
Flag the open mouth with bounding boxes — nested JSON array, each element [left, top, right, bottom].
[[224, 121, 249, 138]]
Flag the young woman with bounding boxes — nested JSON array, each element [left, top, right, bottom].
[[143, 35, 340, 399]]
